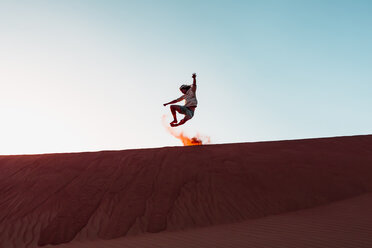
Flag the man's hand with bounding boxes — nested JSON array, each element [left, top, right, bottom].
[[192, 73, 196, 79], [163, 103, 168, 106]]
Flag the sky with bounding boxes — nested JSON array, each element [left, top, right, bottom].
[[1, 0, 371, 155]]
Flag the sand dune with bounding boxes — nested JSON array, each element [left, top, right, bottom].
[[49, 193, 372, 248], [1, 135, 372, 247]]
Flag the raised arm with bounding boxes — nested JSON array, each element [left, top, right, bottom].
[[192, 73, 197, 93]]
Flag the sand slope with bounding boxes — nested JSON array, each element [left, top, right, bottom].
[[49, 193, 372, 248], [1, 135, 372, 247]]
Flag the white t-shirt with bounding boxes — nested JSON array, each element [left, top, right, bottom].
[[177, 86, 198, 107]]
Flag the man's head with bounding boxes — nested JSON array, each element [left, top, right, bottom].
[[179, 84, 191, 94]]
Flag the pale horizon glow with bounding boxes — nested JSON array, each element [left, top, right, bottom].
[[1, 0, 371, 155]]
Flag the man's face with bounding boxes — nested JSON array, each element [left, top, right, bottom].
[[180, 89, 187, 94]]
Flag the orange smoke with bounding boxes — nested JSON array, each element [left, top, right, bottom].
[[162, 115, 210, 146]]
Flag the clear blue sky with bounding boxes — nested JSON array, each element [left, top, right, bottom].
[[1, 0, 371, 154]]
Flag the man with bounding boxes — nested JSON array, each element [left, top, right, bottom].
[[164, 73, 198, 127]]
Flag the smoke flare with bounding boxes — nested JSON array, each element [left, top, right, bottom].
[[162, 115, 210, 146]]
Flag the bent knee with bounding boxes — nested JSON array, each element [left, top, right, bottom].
[[170, 105, 180, 111]]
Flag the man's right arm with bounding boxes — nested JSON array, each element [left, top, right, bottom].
[[163, 96, 185, 106]]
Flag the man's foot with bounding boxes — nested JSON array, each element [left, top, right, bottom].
[[170, 122, 179, 127], [170, 120, 177, 125]]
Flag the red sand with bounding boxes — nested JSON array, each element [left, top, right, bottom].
[[1, 135, 372, 248], [50, 193, 372, 248]]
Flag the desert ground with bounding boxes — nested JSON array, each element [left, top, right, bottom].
[[1, 135, 372, 248]]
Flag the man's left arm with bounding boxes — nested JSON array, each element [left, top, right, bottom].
[[192, 73, 197, 93]]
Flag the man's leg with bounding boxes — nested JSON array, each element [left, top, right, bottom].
[[171, 115, 191, 127], [170, 105, 182, 124]]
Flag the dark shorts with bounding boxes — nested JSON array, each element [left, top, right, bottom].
[[178, 105, 195, 119]]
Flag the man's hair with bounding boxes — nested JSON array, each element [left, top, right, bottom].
[[180, 85, 191, 91]]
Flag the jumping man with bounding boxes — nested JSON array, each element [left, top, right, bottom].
[[163, 73, 198, 127]]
